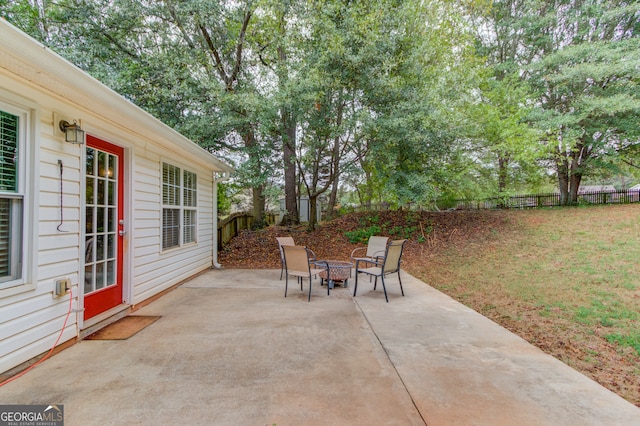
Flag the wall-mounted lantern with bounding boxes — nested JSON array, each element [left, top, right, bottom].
[[58, 120, 85, 144]]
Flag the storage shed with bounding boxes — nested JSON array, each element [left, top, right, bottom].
[[0, 21, 233, 375]]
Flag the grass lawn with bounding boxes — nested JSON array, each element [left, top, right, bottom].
[[408, 204, 640, 406]]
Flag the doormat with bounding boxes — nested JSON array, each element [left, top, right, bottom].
[[84, 316, 161, 340]]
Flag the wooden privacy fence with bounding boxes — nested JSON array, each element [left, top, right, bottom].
[[451, 189, 640, 210], [218, 212, 276, 248]]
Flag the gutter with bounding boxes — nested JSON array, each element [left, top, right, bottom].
[[212, 171, 231, 269]]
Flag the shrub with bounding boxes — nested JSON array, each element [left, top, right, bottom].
[[345, 225, 382, 243], [389, 225, 418, 239]]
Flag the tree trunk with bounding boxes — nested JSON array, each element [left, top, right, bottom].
[[556, 156, 570, 206], [327, 178, 339, 219], [243, 128, 266, 227], [568, 161, 582, 205], [326, 138, 342, 218], [326, 97, 343, 217], [281, 116, 299, 225], [277, 14, 299, 226], [497, 154, 509, 208], [364, 167, 373, 209], [568, 141, 587, 205], [252, 185, 266, 228], [308, 194, 318, 231], [497, 155, 508, 194]]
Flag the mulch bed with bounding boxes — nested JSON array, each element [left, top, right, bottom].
[[219, 210, 509, 269]]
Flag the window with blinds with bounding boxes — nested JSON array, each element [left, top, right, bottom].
[[0, 198, 11, 278], [162, 163, 197, 250], [0, 111, 18, 192], [183, 170, 197, 244], [0, 109, 22, 283]]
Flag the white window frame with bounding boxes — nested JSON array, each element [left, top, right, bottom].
[[161, 161, 197, 251], [0, 96, 35, 293]]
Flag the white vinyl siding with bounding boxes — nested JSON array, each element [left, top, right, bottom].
[[0, 20, 232, 376], [162, 163, 197, 250], [0, 108, 24, 285], [133, 155, 213, 304]]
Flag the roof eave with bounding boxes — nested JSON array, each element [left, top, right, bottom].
[[0, 19, 233, 174]]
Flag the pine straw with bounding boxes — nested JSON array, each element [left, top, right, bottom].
[[219, 210, 508, 269]]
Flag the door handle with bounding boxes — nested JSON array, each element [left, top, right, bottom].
[[119, 230, 126, 236]]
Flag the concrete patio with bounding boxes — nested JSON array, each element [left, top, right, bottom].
[[1, 269, 638, 425]]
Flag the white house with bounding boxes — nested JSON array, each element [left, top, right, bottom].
[[0, 21, 233, 376], [578, 185, 616, 193]]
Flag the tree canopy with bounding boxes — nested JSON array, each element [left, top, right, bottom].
[[2, 0, 639, 220]]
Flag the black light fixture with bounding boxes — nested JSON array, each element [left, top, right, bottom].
[[59, 120, 85, 144]]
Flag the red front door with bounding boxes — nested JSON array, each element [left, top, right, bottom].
[[83, 135, 124, 320]]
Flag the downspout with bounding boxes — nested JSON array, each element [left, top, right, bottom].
[[212, 171, 230, 269]]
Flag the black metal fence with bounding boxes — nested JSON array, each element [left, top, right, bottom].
[[348, 189, 640, 212], [451, 189, 640, 210]]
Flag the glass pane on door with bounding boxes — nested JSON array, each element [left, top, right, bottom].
[[84, 147, 118, 294]]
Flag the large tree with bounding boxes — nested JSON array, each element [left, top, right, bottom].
[[285, 0, 477, 224], [250, 0, 309, 225], [360, 0, 481, 208], [474, 0, 640, 204], [530, 35, 640, 204], [3, 0, 279, 223], [466, 0, 547, 199]]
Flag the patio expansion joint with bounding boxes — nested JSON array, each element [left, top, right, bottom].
[[353, 298, 428, 426]]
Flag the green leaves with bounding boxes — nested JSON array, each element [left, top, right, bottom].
[[5, 0, 637, 211], [471, 0, 640, 203]]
